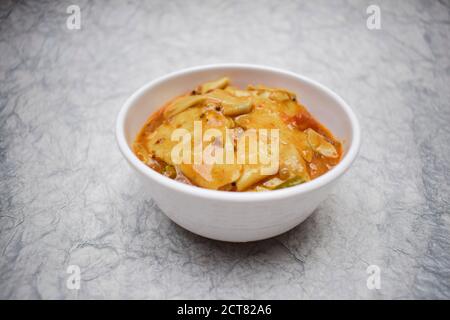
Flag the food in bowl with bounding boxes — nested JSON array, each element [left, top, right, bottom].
[[133, 77, 342, 192], [118, 65, 360, 242]]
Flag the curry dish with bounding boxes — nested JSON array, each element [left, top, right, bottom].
[[133, 77, 342, 192]]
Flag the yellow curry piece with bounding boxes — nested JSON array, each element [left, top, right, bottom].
[[133, 77, 342, 192]]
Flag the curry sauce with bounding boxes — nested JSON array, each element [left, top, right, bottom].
[[133, 77, 342, 191]]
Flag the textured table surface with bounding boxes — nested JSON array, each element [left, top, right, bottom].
[[1, 0, 449, 299]]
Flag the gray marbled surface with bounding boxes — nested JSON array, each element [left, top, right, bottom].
[[0, 0, 449, 299]]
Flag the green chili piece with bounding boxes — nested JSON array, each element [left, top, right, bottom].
[[274, 176, 305, 189], [162, 165, 176, 179]]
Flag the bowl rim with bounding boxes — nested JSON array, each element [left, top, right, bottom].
[[116, 63, 361, 202]]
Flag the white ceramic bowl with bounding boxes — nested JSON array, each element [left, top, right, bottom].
[[116, 64, 360, 242]]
